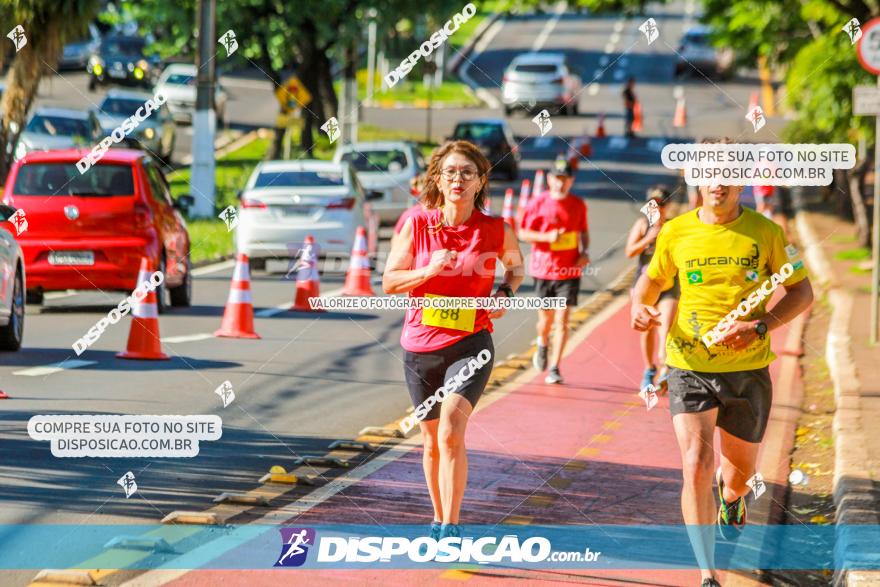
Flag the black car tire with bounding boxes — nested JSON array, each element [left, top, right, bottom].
[[26, 289, 43, 305], [88, 76, 97, 92], [168, 256, 192, 307], [0, 267, 24, 351], [250, 258, 266, 271]]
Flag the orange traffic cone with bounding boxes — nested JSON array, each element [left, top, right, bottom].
[[516, 179, 531, 224], [502, 188, 516, 230], [292, 235, 323, 312], [531, 170, 545, 200], [117, 257, 169, 360], [215, 252, 260, 339], [0, 390, 8, 399], [595, 113, 606, 138], [673, 98, 687, 128], [632, 101, 643, 132], [342, 226, 375, 296], [748, 91, 759, 113]]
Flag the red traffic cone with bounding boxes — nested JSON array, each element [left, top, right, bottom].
[[501, 188, 516, 230], [595, 113, 606, 138], [516, 179, 531, 225], [215, 252, 260, 339], [673, 97, 687, 128], [342, 226, 375, 296], [0, 390, 8, 399], [632, 101, 643, 132], [531, 170, 545, 200], [748, 91, 760, 113], [292, 235, 323, 312], [117, 257, 169, 360]]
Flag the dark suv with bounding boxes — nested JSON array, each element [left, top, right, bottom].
[[450, 119, 520, 181]]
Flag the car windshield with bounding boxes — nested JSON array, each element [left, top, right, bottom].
[[340, 150, 408, 172], [514, 63, 558, 73], [254, 170, 344, 188], [453, 124, 505, 142], [100, 98, 147, 116], [102, 38, 144, 56], [25, 115, 91, 139], [165, 73, 195, 85], [13, 163, 134, 196]]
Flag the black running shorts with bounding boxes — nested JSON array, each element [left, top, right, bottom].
[[667, 366, 773, 443], [403, 329, 495, 421], [535, 277, 580, 307]]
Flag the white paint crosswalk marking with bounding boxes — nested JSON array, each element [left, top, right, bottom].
[[14, 360, 97, 376]]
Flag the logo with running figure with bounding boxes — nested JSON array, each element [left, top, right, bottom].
[[686, 270, 703, 284], [275, 527, 315, 567]]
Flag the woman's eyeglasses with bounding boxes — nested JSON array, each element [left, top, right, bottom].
[[440, 168, 479, 181]]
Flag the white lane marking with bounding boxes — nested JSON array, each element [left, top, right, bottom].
[[14, 360, 96, 376], [610, 32, 621, 44], [604, 43, 614, 53], [614, 20, 624, 32], [531, 1, 566, 52], [674, 85, 684, 100], [192, 259, 236, 276], [588, 84, 600, 96], [162, 333, 214, 343]]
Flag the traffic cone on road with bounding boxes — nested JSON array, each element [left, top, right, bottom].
[[531, 170, 545, 200], [215, 252, 260, 339], [117, 257, 169, 360], [502, 188, 516, 230], [673, 98, 687, 128], [748, 91, 760, 113], [632, 101, 643, 132], [0, 390, 8, 399], [595, 113, 606, 138], [516, 179, 531, 227], [342, 227, 375, 296], [292, 235, 323, 312]]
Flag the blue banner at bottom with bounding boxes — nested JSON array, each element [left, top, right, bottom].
[[0, 524, 877, 570]]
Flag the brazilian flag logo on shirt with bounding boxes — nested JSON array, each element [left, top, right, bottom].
[[686, 270, 703, 284]]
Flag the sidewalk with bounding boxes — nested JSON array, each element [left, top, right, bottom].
[[163, 287, 800, 587]]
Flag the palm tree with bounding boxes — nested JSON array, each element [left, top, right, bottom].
[[0, 0, 101, 179]]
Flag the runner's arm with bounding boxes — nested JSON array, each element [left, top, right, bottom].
[[382, 218, 434, 294], [496, 224, 525, 293], [760, 277, 813, 332], [624, 218, 652, 258]]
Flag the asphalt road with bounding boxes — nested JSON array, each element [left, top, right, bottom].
[[0, 2, 787, 584]]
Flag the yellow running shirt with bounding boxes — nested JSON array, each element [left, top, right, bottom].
[[647, 207, 807, 373]]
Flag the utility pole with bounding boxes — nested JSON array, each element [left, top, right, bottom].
[[189, 0, 216, 218], [339, 39, 358, 145]]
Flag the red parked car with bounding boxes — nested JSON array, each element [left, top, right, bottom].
[[2, 148, 193, 311]]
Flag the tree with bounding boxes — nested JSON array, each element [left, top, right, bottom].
[[0, 0, 101, 179]]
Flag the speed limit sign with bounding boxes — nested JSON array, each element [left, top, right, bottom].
[[857, 18, 880, 74]]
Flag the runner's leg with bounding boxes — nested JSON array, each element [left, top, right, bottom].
[[536, 308, 552, 346], [640, 326, 656, 370], [672, 409, 719, 581], [438, 394, 473, 524], [419, 418, 443, 523], [549, 306, 571, 367], [718, 428, 761, 502]]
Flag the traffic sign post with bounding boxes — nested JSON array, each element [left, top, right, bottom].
[[856, 17, 880, 343]]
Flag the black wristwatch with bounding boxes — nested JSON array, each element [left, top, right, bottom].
[[754, 320, 768, 337], [497, 283, 515, 298]]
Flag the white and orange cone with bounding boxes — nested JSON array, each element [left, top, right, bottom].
[[673, 97, 687, 128], [292, 235, 323, 312], [501, 188, 516, 230], [531, 170, 545, 200], [117, 257, 169, 360], [595, 113, 606, 138], [748, 91, 760, 113], [342, 226, 375, 296], [515, 179, 531, 228], [215, 253, 260, 339]]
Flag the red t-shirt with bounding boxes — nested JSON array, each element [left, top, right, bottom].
[[401, 208, 505, 353], [521, 194, 587, 280], [394, 204, 424, 234]]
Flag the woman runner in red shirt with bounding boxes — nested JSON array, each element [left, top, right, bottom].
[[383, 140, 524, 542]]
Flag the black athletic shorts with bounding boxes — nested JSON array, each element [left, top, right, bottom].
[[403, 328, 495, 421], [667, 366, 773, 443], [535, 277, 580, 307]]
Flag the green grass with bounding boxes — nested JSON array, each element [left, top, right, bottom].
[[338, 71, 481, 107], [172, 124, 437, 264], [830, 234, 856, 244], [834, 247, 871, 261]]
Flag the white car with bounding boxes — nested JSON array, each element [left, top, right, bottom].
[[502, 52, 582, 116], [332, 141, 425, 225], [0, 204, 25, 350], [674, 25, 734, 79], [154, 63, 228, 124], [236, 160, 378, 269]]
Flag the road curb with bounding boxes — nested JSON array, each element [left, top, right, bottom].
[[795, 211, 880, 586]]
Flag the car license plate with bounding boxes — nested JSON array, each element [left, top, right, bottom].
[[108, 69, 126, 79], [49, 251, 94, 266], [278, 205, 312, 217]]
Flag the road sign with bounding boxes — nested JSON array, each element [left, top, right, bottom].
[[856, 18, 880, 75], [275, 76, 312, 113], [853, 85, 880, 115]]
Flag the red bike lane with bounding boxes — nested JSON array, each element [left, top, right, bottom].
[[168, 296, 793, 587]]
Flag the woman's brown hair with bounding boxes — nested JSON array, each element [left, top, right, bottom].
[[419, 140, 491, 211]]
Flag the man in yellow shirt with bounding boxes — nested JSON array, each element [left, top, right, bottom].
[[631, 180, 813, 587]]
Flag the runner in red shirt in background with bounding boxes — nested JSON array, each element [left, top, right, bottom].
[[518, 156, 589, 384], [391, 173, 427, 247]]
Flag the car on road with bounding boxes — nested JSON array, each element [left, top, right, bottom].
[[502, 52, 582, 116], [332, 141, 426, 226], [14, 107, 102, 161], [2, 149, 193, 312], [59, 23, 101, 70], [674, 25, 734, 79], [155, 63, 228, 125], [94, 89, 176, 162], [236, 160, 377, 269], [0, 204, 26, 350], [87, 34, 160, 91], [450, 119, 520, 180]]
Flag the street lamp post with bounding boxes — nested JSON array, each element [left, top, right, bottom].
[[190, 0, 217, 218]]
